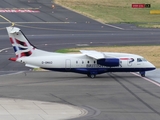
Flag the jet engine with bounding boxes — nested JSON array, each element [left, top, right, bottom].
[[97, 58, 120, 67]]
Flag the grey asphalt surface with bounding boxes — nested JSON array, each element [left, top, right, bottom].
[[0, 72, 160, 120], [0, 0, 160, 120]]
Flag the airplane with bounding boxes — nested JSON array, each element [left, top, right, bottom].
[[6, 27, 156, 78]]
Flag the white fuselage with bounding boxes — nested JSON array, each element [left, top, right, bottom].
[[6, 26, 156, 78], [17, 50, 155, 74]]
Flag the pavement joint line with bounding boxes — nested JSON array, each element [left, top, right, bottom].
[[33, 102, 48, 115], [0, 104, 17, 120], [39, 115, 45, 120], [0, 98, 87, 120]]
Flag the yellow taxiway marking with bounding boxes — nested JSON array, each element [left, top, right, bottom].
[[0, 15, 14, 26]]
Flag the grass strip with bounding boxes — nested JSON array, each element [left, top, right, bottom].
[[55, 0, 160, 28]]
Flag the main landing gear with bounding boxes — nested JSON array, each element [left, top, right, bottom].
[[139, 71, 145, 77], [87, 73, 96, 78]]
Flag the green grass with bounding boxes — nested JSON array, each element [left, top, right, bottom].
[[56, 49, 79, 53], [55, 0, 160, 27]]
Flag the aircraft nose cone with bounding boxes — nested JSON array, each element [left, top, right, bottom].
[[149, 62, 156, 70]]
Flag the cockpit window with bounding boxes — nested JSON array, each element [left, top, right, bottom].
[[137, 58, 142, 62], [142, 58, 147, 61], [137, 58, 147, 62]]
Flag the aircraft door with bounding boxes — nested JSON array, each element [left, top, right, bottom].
[[65, 59, 71, 71]]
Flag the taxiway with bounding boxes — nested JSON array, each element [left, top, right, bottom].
[[0, 0, 160, 120]]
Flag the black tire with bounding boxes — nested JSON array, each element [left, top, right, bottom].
[[90, 74, 96, 78], [140, 71, 145, 77], [87, 74, 96, 78]]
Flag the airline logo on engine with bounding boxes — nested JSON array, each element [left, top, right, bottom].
[[0, 9, 40, 13]]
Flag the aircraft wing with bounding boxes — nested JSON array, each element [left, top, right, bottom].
[[80, 50, 105, 59]]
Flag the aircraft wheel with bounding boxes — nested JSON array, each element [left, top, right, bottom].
[[90, 74, 96, 78], [87, 73, 90, 77], [87, 74, 96, 78], [140, 71, 145, 77]]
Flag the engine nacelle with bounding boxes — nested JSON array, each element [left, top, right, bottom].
[[97, 58, 120, 67]]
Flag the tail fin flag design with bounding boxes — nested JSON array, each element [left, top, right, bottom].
[[6, 27, 36, 61]]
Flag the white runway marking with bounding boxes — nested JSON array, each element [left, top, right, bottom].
[[0, 9, 40, 13], [0, 71, 24, 77], [0, 47, 11, 52], [105, 23, 124, 30]]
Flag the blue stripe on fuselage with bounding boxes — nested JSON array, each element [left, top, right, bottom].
[[41, 67, 155, 75]]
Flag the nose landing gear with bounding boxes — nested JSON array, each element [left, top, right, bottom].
[[139, 71, 145, 77]]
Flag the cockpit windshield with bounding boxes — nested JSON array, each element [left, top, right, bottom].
[[137, 58, 147, 62]]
